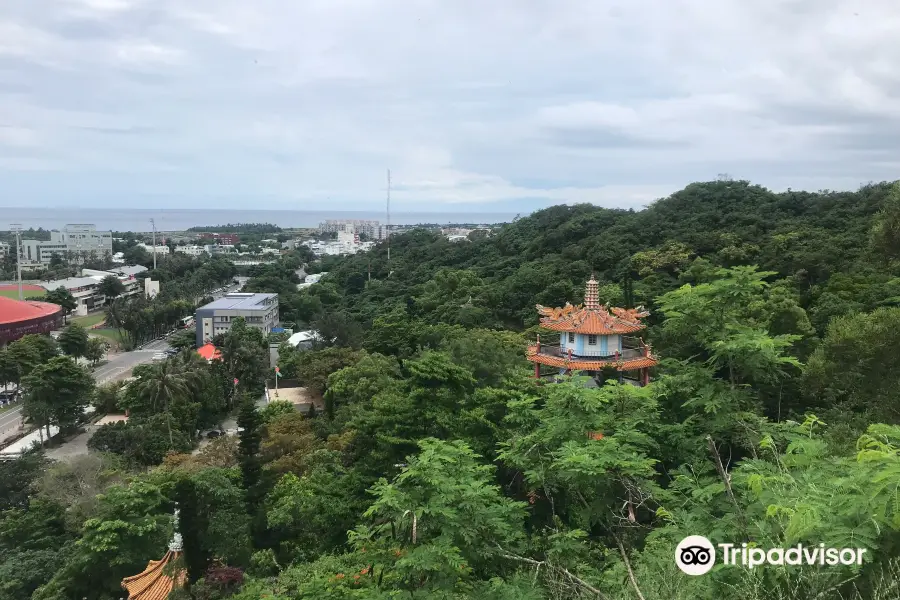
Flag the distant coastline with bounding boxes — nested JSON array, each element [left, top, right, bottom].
[[0, 207, 519, 232]]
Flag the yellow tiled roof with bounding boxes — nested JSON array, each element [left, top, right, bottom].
[[121, 550, 185, 600]]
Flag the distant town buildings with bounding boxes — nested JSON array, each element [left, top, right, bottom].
[[195, 292, 279, 346], [198, 232, 240, 245], [20, 224, 113, 266], [136, 243, 170, 256], [42, 265, 151, 316], [441, 227, 492, 242], [205, 244, 237, 256], [0, 241, 9, 256], [318, 219, 388, 240], [175, 245, 206, 257]]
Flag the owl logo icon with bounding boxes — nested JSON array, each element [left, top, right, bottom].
[[675, 536, 715, 575]]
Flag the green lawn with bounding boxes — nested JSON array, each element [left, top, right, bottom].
[[91, 329, 125, 347], [0, 289, 45, 299], [72, 313, 106, 328]]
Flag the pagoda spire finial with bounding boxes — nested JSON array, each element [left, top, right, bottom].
[[584, 273, 600, 310]]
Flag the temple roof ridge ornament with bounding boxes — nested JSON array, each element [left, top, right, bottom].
[[533, 277, 651, 335]]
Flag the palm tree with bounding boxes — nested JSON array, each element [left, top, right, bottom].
[[132, 359, 191, 447]]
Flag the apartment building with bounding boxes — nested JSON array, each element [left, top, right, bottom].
[[195, 293, 279, 346], [175, 245, 207, 257], [318, 219, 388, 240], [21, 224, 113, 266]]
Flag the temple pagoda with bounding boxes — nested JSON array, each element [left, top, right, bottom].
[[526, 275, 658, 386], [121, 511, 186, 600]]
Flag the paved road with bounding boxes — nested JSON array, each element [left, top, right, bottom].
[[93, 338, 173, 384], [0, 337, 174, 445], [0, 405, 24, 443]]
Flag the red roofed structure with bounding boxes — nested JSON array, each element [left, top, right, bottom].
[[526, 275, 658, 386], [0, 296, 63, 346], [196, 343, 222, 361]]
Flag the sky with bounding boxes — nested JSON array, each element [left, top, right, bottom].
[[1, 0, 899, 212]]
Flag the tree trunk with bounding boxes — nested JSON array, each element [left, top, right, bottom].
[[165, 400, 174, 447]]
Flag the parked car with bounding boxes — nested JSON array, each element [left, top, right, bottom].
[[206, 430, 223, 439]]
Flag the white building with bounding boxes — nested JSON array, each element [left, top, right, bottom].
[[195, 293, 280, 346], [205, 244, 236, 255], [319, 219, 388, 240], [176, 245, 207, 257], [20, 224, 113, 266], [0, 242, 9, 256], [136, 243, 169, 256], [43, 265, 150, 316]]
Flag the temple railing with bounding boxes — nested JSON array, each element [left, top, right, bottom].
[[530, 344, 647, 361]]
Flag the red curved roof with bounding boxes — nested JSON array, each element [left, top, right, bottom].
[[0, 296, 62, 325], [535, 303, 649, 335]]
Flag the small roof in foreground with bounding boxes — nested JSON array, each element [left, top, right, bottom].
[[121, 549, 184, 600], [197, 343, 222, 361], [0, 297, 61, 325]]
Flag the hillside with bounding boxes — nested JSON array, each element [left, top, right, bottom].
[[2, 179, 900, 600], [298, 180, 896, 332]]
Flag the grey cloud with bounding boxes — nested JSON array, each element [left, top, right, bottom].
[[0, 0, 899, 211]]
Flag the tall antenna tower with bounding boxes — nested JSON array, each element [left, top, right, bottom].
[[10, 224, 23, 301], [150, 218, 157, 270], [386, 169, 391, 265]]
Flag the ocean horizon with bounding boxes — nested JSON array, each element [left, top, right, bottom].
[[0, 207, 521, 232]]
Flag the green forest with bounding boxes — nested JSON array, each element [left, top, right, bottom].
[[2, 179, 900, 600]]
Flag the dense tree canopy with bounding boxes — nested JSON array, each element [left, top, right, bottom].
[[3, 180, 900, 600]]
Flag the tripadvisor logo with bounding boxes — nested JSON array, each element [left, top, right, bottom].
[[675, 536, 868, 575]]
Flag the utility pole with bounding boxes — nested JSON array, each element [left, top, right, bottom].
[[386, 169, 391, 265], [150, 218, 157, 270], [10, 224, 23, 301]]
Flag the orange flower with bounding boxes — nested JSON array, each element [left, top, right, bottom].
[[334, 573, 345, 580], [394, 549, 402, 557], [360, 567, 370, 575]]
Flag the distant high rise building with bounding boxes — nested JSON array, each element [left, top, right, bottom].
[[318, 219, 387, 240], [20, 224, 113, 266]]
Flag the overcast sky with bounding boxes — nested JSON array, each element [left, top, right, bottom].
[[1, 0, 898, 212]]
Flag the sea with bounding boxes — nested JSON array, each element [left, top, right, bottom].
[[0, 207, 520, 232]]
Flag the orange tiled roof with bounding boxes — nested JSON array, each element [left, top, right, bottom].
[[535, 303, 650, 335], [197, 343, 222, 361], [122, 550, 185, 600], [526, 345, 658, 372]]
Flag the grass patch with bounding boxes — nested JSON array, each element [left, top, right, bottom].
[[91, 329, 125, 347], [71, 313, 106, 328], [0, 289, 45, 299]]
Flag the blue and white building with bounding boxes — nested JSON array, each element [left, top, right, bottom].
[[195, 292, 279, 346]]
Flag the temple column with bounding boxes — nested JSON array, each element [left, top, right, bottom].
[[534, 363, 540, 379], [641, 368, 649, 386]]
